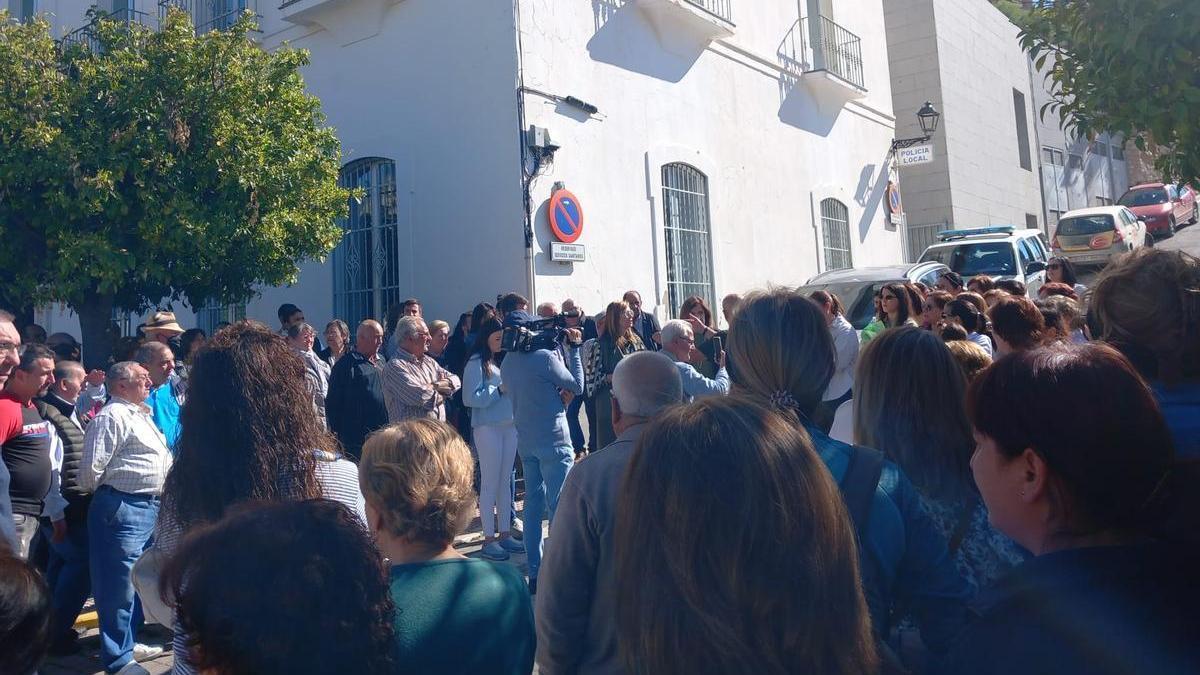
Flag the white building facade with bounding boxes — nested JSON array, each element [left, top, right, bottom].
[[1030, 55, 1129, 233], [34, 0, 905, 335], [883, 0, 1045, 260]]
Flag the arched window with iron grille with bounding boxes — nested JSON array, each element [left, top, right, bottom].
[[332, 158, 400, 324], [661, 163, 717, 318], [820, 198, 853, 271]]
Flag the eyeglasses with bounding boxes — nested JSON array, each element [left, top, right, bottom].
[[1047, 264, 1062, 270]]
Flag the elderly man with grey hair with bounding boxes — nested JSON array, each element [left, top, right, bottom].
[[536, 351, 682, 674], [81, 360, 172, 672], [660, 319, 730, 402], [288, 322, 331, 427], [382, 315, 460, 422]]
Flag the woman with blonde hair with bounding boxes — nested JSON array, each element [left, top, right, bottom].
[[360, 419, 535, 674], [944, 339, 992, 383], [583, 301, 645, 447], [614, 396, 877, 675]]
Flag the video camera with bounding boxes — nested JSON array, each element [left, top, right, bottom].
[[501, 310, 584, 353]]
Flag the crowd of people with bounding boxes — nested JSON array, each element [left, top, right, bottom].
[[0, 246, 1197, 675]]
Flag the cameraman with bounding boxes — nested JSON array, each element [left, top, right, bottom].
[[499, 310, 585, 594]]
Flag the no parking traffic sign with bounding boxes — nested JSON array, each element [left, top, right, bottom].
[[548, 189, 584, 244]]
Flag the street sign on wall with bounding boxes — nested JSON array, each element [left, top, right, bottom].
[[550, 242, 586, 263], [897, 144, 934, 166], [548, 189, 584, 243]]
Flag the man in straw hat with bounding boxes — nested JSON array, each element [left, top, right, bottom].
[[141, 311, 184, 346]]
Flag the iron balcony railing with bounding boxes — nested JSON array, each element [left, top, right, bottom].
[[60, 8, 153, 52], [683, 0, 732, 24], [159, 0, 259, 33], [815, 15, 864, 88]]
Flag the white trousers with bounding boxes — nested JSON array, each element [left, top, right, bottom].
[[474, 422, 519, 538]]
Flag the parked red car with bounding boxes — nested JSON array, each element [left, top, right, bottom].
[[1117, 182, 1197, 238]]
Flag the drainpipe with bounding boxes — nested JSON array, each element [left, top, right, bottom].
[[514, 0, 537, 304]]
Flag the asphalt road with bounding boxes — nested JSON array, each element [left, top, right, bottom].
[[1078, 219, 1200, 287]]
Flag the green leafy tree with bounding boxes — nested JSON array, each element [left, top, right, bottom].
[[1019, 0, 1200, 184], [0, 10, 348, 366]]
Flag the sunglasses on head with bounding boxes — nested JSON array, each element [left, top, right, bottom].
[[1047, 263, 1062, 269]]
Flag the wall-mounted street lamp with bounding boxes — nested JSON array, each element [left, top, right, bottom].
[[890, 101, 941, 153]]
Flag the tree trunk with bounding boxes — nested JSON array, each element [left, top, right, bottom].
[[75, 294, 115, 371]]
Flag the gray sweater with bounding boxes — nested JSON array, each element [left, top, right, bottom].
[[535, 424, 646, 675]]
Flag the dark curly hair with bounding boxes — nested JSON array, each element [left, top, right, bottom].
[[162, 499, 395, 675], [0, 555, 51, 675], [163, 321, 327, 530]]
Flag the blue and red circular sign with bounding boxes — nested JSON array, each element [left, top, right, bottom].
[[888, 182, 903, 214], [548, 189, 584, 243]]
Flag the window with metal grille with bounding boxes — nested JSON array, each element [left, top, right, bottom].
[[820, 198, 853, 271], [332, 158, 401, 325], [194, 301, 246, 335], [661, 163, 716, 319]]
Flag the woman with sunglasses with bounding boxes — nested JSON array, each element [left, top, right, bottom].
[[1046, 256, 1087, 298], [921, 291, 954, 331], [880, 282, 919, 330]]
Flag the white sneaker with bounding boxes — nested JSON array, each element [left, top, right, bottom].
[[133, 643, 164, 662], [115, 662, 151, 675]]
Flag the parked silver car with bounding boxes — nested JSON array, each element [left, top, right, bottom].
[[797, 261, 950, 329]]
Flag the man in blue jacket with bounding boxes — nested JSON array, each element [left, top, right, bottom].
[[500, 311, 585, 594]]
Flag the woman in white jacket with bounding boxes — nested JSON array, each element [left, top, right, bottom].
[[809, 291, 858, 433], [462, 316, 525, 561]]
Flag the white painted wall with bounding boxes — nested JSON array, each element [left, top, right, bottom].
[[519, 0, 902, 321], [35, 0, 904, 338]]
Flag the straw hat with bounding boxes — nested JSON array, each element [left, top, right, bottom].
[[144, 311, 185, 336]]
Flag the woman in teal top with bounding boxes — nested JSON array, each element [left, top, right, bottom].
[[359, 418, 536, 675]]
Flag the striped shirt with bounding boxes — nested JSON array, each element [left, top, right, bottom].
[[80, 397, 172, 496], [157, 448, 367, 675], [382, 347, 461, 422]]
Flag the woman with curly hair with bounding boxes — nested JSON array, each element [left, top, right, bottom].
[[154, 321, 366, 675], [360, 419, 535, 674], [162, 500, 394, 675]]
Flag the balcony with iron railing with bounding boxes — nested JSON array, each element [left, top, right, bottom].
[[634, 0, 735, 48], [777, 14, 866, 106], [158, 0, 260, 34], [60, 7, 154, 52], [681, 0, 731, 23]]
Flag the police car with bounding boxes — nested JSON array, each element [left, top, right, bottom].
[[917, 226, 1050, 297]]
